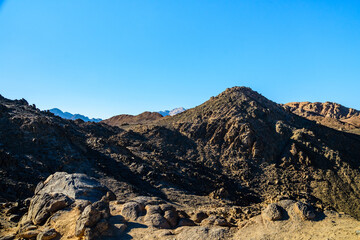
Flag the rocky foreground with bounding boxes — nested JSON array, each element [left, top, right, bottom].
[[1, 172, 359, 240], [1, 87, 360, 239]]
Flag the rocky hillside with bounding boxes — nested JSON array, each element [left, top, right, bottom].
[[284, 102, 360, 134], [1, 87, 360, 239], [101, 111, 163, 127]]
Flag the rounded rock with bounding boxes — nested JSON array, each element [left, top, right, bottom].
[[294, 202, 315, 220], [262, 203, 283, 221]]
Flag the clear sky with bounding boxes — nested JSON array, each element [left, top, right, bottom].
[[1, 1, 360, 119]]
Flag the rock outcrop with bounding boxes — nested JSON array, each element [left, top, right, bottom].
[[14, 173, 114, 240]]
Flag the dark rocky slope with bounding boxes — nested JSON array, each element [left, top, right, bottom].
[[1, 87, 360, 223]]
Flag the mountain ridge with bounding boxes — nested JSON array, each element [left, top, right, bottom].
[[49, 108, 102, 122]]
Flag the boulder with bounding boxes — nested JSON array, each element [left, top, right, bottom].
[[122, 202, 143, 221], [35, 172, 111, 203], [164, 209, 179, 228], [294, 202, 315, 220], [75, 204, 102, 237], [75, 197, 111, 238], [28, 192, 72, 225], [262, 203, 283, 221], [145, 205, 162, 215], [144, 213, 171, 229]]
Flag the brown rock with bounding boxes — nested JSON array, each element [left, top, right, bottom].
[[145, 205, 162, 215], [164, 209, 179, 228], [75, 205, 102, 237], [122, 202, 142, 221], [144, 213, 171, 229], [262, 203, 283, 221], [294, 202, 315, 220]]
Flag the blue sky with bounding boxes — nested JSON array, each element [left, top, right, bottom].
[[1, 1, 360, 119]]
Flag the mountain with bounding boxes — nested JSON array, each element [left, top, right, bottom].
[[1, 88, 360, 239], [284, 102, 360, 134], [101, 111, 163, 127], [49, 108, 102, 122], [158, 107, 186, 116]]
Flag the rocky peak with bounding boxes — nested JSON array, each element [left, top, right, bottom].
[[163, 86, 285, 125]]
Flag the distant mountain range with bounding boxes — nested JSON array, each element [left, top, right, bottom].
[[158, 107, 186, 116], [49, 108, 102, 122], [49, 107, 186, 123]]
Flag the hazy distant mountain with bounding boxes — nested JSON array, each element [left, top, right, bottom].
[[158, 107, 186, 116], [49, 108, 102, 122]]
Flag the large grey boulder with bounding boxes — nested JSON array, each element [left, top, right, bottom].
[[35, 172, 112, 203]]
